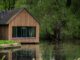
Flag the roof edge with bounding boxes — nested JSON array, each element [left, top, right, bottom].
[[7, 8, 23, 24], [7, 8, 40, 25]]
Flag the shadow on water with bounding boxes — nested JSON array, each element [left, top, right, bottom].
[[0, 42, 80, 60], [12, 50, 36, 60], [0, 44, 42, 60], [53, 43, 66, 60]]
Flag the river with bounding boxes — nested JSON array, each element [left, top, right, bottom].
[[0, 41, 80, 60]]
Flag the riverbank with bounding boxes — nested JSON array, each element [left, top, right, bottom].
[[0, 40, 21, 49]]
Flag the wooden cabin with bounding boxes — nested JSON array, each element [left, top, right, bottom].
[[0, 8, 39, 43]]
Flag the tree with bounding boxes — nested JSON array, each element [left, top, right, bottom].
[[1, 0, 16, 10], [66, 0, 71, 7]]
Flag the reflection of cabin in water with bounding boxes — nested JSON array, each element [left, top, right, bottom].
[[0, 8, 39, 43], [0, 45, 42, 60]]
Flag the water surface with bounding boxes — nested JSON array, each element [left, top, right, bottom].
[[0, 42, 80, 60]]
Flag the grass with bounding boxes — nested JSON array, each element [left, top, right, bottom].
[[0, 40, 16, 44], [0, 40, 20, 48]]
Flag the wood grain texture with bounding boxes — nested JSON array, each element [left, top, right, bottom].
[[8, 9, 39, 43]]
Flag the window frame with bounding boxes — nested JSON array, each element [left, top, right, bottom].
[[12, 26, 36, 38]]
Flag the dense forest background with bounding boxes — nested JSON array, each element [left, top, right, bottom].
[[0, 0, 80, 41]]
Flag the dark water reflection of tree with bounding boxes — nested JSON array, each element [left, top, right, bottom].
[[53, 21, 66, 60]]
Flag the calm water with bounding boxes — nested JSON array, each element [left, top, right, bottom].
[[0, 42, 80, 60]]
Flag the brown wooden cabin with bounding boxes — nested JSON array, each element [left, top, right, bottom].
[[0, 8, 39, 43]]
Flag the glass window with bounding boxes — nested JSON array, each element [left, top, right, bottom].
[[12, 26, 36, 37]]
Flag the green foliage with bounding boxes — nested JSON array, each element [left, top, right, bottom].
[[0, 0, 80, 39], [0, 40, 16, 44], [0, 0, 16, 10]]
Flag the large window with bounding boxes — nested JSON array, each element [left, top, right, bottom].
[[12, 26, 36, 37]]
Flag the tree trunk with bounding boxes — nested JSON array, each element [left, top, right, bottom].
[[66, 0, 71, 7], [53, 21, 66, 60]]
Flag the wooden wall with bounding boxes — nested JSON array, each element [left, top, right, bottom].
[[8, 9, 39, 43], [0, 26, 8, 40]]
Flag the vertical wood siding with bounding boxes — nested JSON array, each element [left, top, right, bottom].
[[8, 10, 39, 43], [0, 26, 8, 40]]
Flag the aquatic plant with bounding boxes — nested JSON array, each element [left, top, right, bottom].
[[1, 55, 6, 60]]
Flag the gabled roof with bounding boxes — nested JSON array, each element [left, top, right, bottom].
[[0, 8, 39, 25]]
